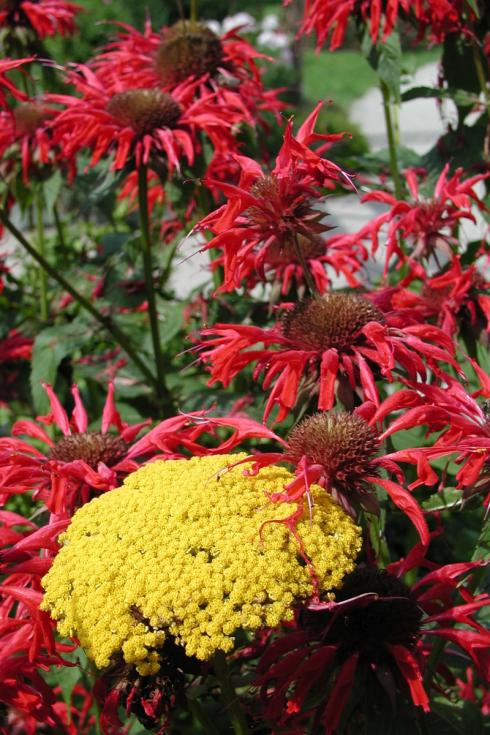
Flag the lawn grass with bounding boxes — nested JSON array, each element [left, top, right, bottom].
[[303, 46, 441, 109]]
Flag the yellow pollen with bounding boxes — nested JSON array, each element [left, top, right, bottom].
[[41, 454, 360, 673]]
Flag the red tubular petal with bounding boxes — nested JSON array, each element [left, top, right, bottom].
[[319, 349, 339, 410], [40, 384, 71, 435], [101, 381, 124, 433], [70, 384, 88, 433], [322, 653, 359, 731], [367, 476, 429, 546], [388, 644, 429, 711]]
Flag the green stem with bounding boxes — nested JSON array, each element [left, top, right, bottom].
[[0, 208, 158, 390], [292, 232, 318, 297], [366, 513, 390, 567], [194, 182, 222, 293], [53, 202, 68, 256], [190, 0, 198, 23], [35, 188, 49, 321], [88, 662, 103, 735], [213, 651, 250, 735], [137, 164, 174, 416], [187, 695, 221, 735], [423, 636, 445, 689], [380, 80, 404, 200], [472, 42, 490, 114]]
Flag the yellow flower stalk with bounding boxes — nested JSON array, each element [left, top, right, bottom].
[[41, 454, 361, 675]]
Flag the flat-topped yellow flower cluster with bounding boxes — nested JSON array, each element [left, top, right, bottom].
[[41, 454, 361, 674]]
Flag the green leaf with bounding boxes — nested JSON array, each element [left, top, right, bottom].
[[421, 112, 489, 175], [422, 488, 463, 512], [98, 231, 132, 258], [472, 517, 490, 560], [42, 170, 63, 213], [401, 86, 479, 107], [424, 699, 465, 735], [31, 329, 73, 414], [157, 300, 184, 344], [30, 322, 88, 413], [362, 29, 402, 102], [442, 33, 480, 124], [464, 0, 480, 16]]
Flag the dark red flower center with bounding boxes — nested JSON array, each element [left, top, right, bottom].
[[49, 432, 128, 469], [281, 293, 384, 352], [266, 233, 325, 266], [287, 412, 379, 483], [155, 21, 224, 86], [13, 102, 47, 135], [106, 90, 182, 135], [331, 568, 422, 650]]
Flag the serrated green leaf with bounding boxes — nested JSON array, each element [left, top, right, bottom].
[[463, 0, 480, 16], [31, 330, 72, 414], [442, 34, 480, 92], [401, 86, 479, 107], [98, 231, 131, 257], [42, 170, 63, 213], [30, 323, 89, 413], [421, 113, 488, 175], [362, 29, 402, 102], [425, 700, 465, 735], [157, 300, 184, 344], [472, 517, 490, 560], [422, 488, 462, 512]]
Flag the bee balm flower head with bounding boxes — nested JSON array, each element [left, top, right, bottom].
[[155, 21, 224, 86]]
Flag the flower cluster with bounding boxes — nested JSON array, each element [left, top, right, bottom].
[[0, 0, 81, 39], [196, 290, 462, 422], [257, 561, 490, 732], [301, 0, 478, 51], [41, 454, 361, 667], [196, 103, 361, 295], [0, 1, 488, 732]]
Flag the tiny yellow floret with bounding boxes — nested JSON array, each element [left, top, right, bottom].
[[41, 454, 360, 673]]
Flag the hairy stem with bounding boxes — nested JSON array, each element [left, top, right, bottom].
[[472, 41, 490, 113], [187, 695, 221, 735], [423, 635, 445, 689], [292, 233, 319, 297], [213, 651, 250, 735], [137, 164, 175, 416], [190, 0, 198, 23], [366, 513, 390, 568], [53, 202, 67, 256], [88, 662, 103, 735], [0, 209, 158, 389], [380, 80, 404, 200], [35, 187, 49, 321]]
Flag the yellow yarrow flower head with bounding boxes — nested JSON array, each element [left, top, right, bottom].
[[41, 454, 361, 674]]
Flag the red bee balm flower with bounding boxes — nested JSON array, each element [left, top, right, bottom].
[[332, 165, 489, 276], [0, 0, 81, 38], [91, 20, 284, 126], [380, 256, 490, 339], [196, 291, 463, 422], [0, 58, 32, 107], [0, 382, 151, 517], [300, 0, 477, 51], [51, 66, 239, 175], [256, 561, 490, 732], [196, 104, 360, 294], [226, 408, 429, 545], [373, 375, 490, 505], [0, 99, 57, 183]]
